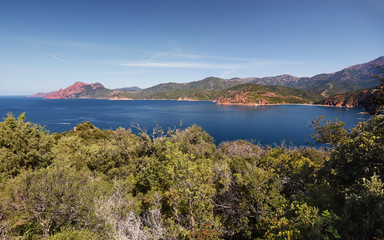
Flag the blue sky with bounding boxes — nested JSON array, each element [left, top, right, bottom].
[[0, 0, 383, 95]]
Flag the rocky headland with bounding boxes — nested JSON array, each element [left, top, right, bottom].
[[319, 85, 384, 114]]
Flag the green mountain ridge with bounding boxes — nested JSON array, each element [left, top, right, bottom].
[[115, 55, 384, 100], [29, 56, 384, 105], [239, 56, 384, 96], [213, 83, 322, 105], [131, 77, 240, 100]]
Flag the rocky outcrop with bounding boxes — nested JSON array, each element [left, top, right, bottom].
[[44, 82, 89, 99], [49, 82, 106, 99], [29, 82, 143, 100], [29, 82, 114, 99], [319, 85, 384, 114]]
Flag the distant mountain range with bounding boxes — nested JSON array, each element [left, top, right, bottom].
[[29, 56, 384, 111], [236, 56, 384, 96]]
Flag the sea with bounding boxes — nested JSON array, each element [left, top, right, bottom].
[[0, 96, 367, 146]]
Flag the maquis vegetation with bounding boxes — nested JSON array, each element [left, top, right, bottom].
[[0, 112, 383, 239]]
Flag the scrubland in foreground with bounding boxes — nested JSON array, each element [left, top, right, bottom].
[[0, 113, 383, 239]]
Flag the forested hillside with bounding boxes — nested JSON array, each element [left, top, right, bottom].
[[214, 83, 322, 105], [0, 113, 383, 239]]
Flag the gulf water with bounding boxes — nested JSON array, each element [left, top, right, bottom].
[[0, 97, 366, 146]]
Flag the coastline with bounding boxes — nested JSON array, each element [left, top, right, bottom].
[[215, 102, 318, 107], [29, 95, 364, 110]]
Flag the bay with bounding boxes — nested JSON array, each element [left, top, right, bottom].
[[0, 96, 366, 146]]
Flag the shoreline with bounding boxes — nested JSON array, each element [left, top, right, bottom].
[[215, 102, 317, 107], [28, 96, 362, 110], [106, 98, 363, 111]]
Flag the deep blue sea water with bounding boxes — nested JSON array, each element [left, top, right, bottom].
[[0, 97, 367, 146]]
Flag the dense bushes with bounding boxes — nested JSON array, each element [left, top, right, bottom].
[[0, 113, 383, 239]]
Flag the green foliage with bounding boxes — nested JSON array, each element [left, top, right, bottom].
[[311, 115, 384, 238], [263, 202, 321, 239], [1, 162, 107, 238], [0, 113, 53, 177], [214, 150, 286, 238], [314, 116, 384, 189], [257, 147, 322, 202], [310, 116, 348, 146], [129, 77, 238, 100], [0, 113, 383, 239], [340, 174, 384, 240], [44, 228, 99, 240], [137, 139, 218, 235], [165, 124, 217, 159], [263, 202, 340, 240], [214, 83, 323, 104], [54, 123, 147, 179]]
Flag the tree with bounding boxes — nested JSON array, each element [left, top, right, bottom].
[[326, 116, 384, 189], [0, 113, 53, 177], [1, 163, 105, 238], [214, 153, 285, 239], [310, 116, 348, 147], [340, 174, 384, 240]]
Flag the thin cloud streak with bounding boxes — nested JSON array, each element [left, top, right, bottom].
[[120, 60, 303, 70], [28, 43, 80, 71], [120, 50, 306, 71], [47, 54, 80, 71], [121, 62, 234, 69], [143, 51, 263, 62], [141, 51, 308, 64]]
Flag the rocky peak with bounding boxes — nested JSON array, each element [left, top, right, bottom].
[[346, 56, 384, 71], [31, 81, 108, 99]]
